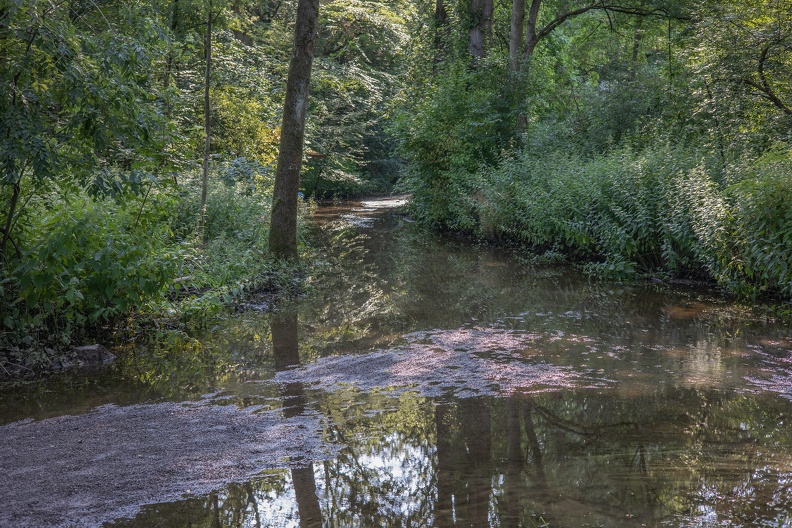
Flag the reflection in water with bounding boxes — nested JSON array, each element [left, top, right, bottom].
[[435, 399, 493, 527], [3, 198, 792, 527], [272, 309, 324, 528]]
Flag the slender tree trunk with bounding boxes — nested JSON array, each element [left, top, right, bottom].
[[524, 0, 542, 61], [164, 0, 179, 91], [198, 1, 212, 241], [509, 0, 525, 72], [268, 0, 319, 260], [435, 0, 447, 39], [0, 182, 20, 264], [630, 16, 643, 80]]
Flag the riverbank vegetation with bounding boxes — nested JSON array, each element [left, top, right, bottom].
[[393, 0, 791, 300], [1, 0, 412, 372], [2, 0, 790, 372]]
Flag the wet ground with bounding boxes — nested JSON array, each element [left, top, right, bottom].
[[2, 196, 792, 527]]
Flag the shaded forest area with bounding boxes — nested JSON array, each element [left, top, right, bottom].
[[1, 0, 791, 372]]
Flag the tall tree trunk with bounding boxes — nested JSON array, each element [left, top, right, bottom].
[[468, 0, 485, 58], [163, 0, 179, 91], [198, 1, 212, 241], [268, 0, 320, 260], [509, 0, 525, 72], [630, 16, 643, 80], [516, 0, 542, 132], [468, 0, 493, 57], [483, 0, 494, 49]]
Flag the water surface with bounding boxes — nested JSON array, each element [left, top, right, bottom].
[[2, 196, 792, 527]]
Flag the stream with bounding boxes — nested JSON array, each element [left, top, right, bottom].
[[2, 196, 792, 527]]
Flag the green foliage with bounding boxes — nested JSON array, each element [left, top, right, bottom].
[[392, 56, 521, 226], [1, 0, 412, 372], [0, 0, 174, 187], [688, 0, 792, 149], [723, 150, 792, 297], [0, 163, 311, 373], [0, 189, 179, 369], [404, 141, 792, 298]]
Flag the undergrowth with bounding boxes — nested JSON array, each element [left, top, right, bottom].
[[0, 168, 312, 376], [403, 142, 792, 300]]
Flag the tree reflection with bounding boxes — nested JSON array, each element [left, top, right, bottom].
[[271, 309, 323, 528], [434, 398, 493, 527]]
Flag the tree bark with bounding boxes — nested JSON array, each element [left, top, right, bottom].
[[524, 0, 542, 62], [435, 0, 448, 42], [510, 0, 525, 72], [0, 182, 20, 264], [468, 0, 485, 58], [268, 0, 319, 260], [483, 0, 494, 49], [198, 0, 212, 241]]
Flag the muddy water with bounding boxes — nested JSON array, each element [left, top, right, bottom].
[[3, 196, 792, 527]]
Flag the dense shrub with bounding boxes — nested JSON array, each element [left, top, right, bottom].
[[392, 57, 522, 227], [404, 143, 792, 299], [0, 168, 309, 372], [1, 192, 180, 368], [723, 151, 792, 297]]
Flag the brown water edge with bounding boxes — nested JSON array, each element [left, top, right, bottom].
[[1, 196, 791, 527]]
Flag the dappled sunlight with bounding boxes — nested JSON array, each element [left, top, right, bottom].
[[275, 326, 607, 398], [402, 326, 542, 352]]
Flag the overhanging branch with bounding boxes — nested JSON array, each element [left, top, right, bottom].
[[537, 1, 686, 43]]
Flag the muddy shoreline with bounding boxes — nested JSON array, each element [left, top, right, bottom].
[[0, 400, 335, 527]]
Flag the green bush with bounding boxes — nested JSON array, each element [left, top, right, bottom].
[[722, 151, 792, 297], [392, 57, 521, 227], [0, 192, 178, 368], [13, 195, 177, 323], [404, 141, 792, 299], [0, 167, 311, 373]]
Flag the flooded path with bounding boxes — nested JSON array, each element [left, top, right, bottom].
[[2, 196, 792, 527]]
